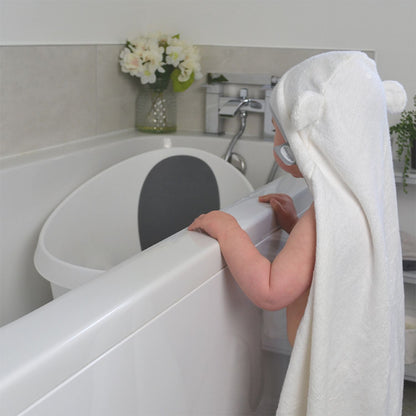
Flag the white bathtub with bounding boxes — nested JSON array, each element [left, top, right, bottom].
[[0, 130, 275, 326], [0, 131, 311, 415]]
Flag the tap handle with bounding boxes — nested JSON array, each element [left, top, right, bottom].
[[239, 88, 248, 100]]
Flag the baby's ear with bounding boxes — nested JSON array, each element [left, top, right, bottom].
[[290, 91, 325, 130], [383, 80, 407, 114]]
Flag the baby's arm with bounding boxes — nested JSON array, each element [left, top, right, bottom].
[[188, 200, 316, 312]]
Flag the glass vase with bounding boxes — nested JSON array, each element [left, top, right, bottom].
[[135, 81, 177, 134]]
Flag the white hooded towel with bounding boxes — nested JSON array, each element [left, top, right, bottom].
[[270, 51, 406, 416]]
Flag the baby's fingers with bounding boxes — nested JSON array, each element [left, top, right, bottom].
[[259, 193, 285, 203], [188, 214, 205, 231], [269, 198, 283, 211]]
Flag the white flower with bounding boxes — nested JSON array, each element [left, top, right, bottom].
[[140, 64, 157, 84], [142, 48, 165, 73], [154, 32, 171, 44], [194, 67, 203, 80], [178, 68, 192, 82], [166, 45, 185, 67], [178, 52, 203, 82], [119, 32, 202, 90], [119, 48, 142, 76]]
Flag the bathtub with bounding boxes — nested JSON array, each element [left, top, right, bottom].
[[0, 130, 275, 326], [0, 130, 312, 415]]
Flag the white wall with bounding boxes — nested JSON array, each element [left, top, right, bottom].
[[1, 0, 415, 102]]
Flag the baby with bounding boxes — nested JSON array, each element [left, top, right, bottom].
[[188, 118, 316, 347], [190, 51, 407, 415]]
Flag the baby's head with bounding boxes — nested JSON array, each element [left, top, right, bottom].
[[269, 51, 407, 183]]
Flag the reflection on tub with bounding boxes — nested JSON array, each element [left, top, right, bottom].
[[34, 147, 253, 297]]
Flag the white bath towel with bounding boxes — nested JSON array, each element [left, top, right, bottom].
[[270, 51, 406, 415]]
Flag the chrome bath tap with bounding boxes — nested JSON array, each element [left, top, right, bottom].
[[219, 89, 263, 170], [218, 89, 262, 118]]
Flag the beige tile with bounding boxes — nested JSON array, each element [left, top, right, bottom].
[[96, 45, 137, 134], [1, 45, 97, 156], [200, 45, 330, 75], [177, 78, 206, 132]]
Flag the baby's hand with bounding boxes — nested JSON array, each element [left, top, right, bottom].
[[258, 193, 298, 233], [188, 211, 240, 241]]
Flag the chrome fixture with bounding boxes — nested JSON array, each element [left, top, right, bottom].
[[219, 92, 265, 171], [203, 74, 280, 176], [204, 74, 279, 137], [228, 152, 247, 175], [218, 88, 263, 118], [220, 89, 263, 167], [216, 89, 261, 174]]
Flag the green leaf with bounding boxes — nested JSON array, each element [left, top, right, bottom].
[[389, 94, 416, 193], [171, 69, 194, 92], [207, 73, 228, 84], [125, 40, 135, 52]]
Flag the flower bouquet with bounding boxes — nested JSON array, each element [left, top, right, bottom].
[[120, 33, 202, 133]]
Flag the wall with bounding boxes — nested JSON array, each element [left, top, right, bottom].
[[1, 1, 415, 97], [1, 0, 415, 149], [1, 0, 415, 154], [0, 44, 339, 156]]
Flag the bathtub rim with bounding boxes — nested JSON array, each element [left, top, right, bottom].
[[0, 129, 273, 171]]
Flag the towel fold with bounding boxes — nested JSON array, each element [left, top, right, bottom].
[[271, 51, 406, 416]]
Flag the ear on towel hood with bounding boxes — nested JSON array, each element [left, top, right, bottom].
[[271, 51, 407, 131], [383, 80, 407, 114], [270, 51, 407, 182], [287, 77, 407, 131]]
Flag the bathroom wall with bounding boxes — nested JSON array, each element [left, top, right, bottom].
[[1, 1, 415, 97], [0, 45, 339, 156], [1, 0, 415, 156]]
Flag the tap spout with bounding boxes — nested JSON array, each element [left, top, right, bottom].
[[219, 98, 262, 118], [223, 111, 248, 162]]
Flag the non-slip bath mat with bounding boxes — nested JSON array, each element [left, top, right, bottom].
[[138, 155, 220, 250]]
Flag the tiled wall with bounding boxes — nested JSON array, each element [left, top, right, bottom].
[[1, 45, 136, 156], [0, 45, 340, 157]]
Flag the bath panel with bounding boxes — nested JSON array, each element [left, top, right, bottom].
[[20, 269, 263, 416]]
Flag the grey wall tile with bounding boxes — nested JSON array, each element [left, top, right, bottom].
[[1, 45, 97, 156], [96, 45, 137, 134]]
